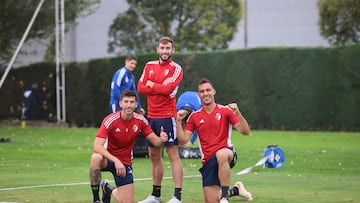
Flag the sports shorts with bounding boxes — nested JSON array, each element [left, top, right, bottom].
[[102, 160, 133, 187], [146, 117, 178, 147], [199, 147, 237, 187]]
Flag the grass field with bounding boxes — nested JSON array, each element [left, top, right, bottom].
[[0, 127, 359, 203]]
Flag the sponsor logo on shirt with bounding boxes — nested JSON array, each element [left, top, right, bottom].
[[115, 128, 121, 132], [199, 119, 205, 124]]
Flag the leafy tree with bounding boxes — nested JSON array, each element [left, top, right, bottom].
[[317, 0, 360, 46], [0, 0, 100, 68], [108, 0, 242, 54]]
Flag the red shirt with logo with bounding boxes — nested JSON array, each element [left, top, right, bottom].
[[138, 59, 183, 118], [96, 111, 153, 165], [185, 104, 240, 165]]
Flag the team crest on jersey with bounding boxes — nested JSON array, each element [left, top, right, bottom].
[[125, 76, 129, 83], [149, 69, 154, 77], [132, 125, 138, 132], [215, 113, 221, 121], [164, 69, 169, 76]]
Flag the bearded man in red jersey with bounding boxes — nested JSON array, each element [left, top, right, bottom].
[[137, 36, 184, 203]]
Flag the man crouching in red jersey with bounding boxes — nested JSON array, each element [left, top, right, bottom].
[[176, 78, 253, 203], [89, 90, 168, 203]]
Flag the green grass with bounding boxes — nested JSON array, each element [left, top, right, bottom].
[[0, 127, 359, 202]]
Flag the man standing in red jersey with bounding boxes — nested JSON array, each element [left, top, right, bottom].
[[137, 36, 184, 203]]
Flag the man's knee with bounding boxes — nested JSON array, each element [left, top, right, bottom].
[[166, 145, 180, 160], [91, 153, 104, 166], [148, 147, 162, 161], [216, 148, 233, 163]]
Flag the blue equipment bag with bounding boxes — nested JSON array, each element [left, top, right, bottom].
[[263, 144, 285, 168]]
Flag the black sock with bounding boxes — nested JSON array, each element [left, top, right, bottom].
[[152, 185, 161, 197], [105, 183, 115, 194], [91, 185, 100, 202], [221, 186, 229, 199], [229, 186, 239, 197], [174, 188, 182, 200]]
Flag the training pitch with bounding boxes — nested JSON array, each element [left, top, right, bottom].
[[0, 127, 359, 202]]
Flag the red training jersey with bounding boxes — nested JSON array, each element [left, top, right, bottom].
[[185, 104, 240, 165], [96, 111, 153, 166], [137, 59, 183, 118]]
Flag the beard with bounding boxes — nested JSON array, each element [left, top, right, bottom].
[[160, 54, 172, 62], [122, 107, 135, 115]]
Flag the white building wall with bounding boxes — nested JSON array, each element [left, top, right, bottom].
[[13, 0, 329, 67], [230, 0, 329, 48]]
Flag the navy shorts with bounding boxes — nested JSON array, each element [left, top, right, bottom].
[[199, 147, 237, 187], [146, 117, 178, 147], [101, 160, 133, 187]]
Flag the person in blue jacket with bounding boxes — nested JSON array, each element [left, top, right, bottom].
[[109, 54, 145, 114], [176, 91, 202, 147], [106, 55, 145, 203]]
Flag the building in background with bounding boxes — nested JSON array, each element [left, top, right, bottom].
[[230, 0, 329, 48], [13, 0, 329, 67]]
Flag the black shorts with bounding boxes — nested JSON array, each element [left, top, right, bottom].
[[146, 117, 178, 147], [102, 160, 134, 187], [199, 147, 237, 187]]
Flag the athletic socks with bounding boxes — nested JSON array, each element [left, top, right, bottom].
[[152, 185, 162, 197], [91, 185, 100, 202], [151, 185, 181, 200], [229, 186, 239, 197], [174, 187, 182, 201], [104, 183, 115, 194], [221, 186, 230, 199]]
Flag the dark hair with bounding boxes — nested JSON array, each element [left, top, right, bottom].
[[126, 54, 138, 61], [198, 77, 213, 86], [120, 90, 137, 101], [158, 36, 174, 48]]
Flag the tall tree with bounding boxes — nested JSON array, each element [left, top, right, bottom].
[[0, 0, 100, 68], [317, 0, 360, 46], [108, 0, 242, 54]]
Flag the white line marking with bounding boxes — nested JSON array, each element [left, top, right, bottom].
[[236, 155, 269, 175], [0, 175, 201, 191]]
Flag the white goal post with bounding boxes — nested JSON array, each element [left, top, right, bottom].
[[0, 0, 66, 123]]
